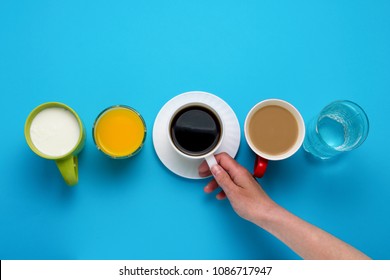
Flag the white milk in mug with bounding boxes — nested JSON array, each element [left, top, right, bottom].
[[25, 102, 85, 186], [30, 107, 81, 157]]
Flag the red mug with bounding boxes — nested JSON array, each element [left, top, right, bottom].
[[244, 99, 305, 178]]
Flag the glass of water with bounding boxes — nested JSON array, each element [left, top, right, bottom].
[[303, 100, 369, 160]]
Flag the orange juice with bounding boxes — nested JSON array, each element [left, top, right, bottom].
[[93, 106, 146, 158]]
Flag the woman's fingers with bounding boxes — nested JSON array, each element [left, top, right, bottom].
[[198, 160, 211, 177], [204, 179, 218, 193], [216, 191, 227, 200], [204, 178, 227, 200]]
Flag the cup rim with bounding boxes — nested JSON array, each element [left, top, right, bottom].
[[24, 102, 84, 160], [92, 105, 147, 159], [244, 99, 306, 161], [168, 102, 224, 160]]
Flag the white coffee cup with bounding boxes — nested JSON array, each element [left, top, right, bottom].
[[168, 102, 224, 168]]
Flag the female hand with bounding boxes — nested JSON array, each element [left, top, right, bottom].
[[198, 152, 276, 225], [199, 153, 371, 259]]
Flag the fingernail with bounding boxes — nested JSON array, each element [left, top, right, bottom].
[[211, 164, 221, 177]]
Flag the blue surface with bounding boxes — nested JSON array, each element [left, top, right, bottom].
[[1, 0, 389, 260]]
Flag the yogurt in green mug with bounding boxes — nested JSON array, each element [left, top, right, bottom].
[[25, 102, 86, 186]]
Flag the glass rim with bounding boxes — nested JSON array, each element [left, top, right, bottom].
[[317, 100, 369, 150]]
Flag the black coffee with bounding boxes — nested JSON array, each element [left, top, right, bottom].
[[170, 106, 221, 156]]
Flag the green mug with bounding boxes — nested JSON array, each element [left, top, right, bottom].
[[25, 102, 86, 186]]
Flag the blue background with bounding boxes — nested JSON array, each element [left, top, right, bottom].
[[1, 0, 389, 260]]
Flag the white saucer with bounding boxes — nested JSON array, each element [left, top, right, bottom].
[[153, 91, 241, 179]]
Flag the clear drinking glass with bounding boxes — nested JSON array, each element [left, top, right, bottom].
[[303, 100, 369, 160]]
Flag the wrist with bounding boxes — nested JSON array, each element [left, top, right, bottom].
[[250, 201, 282, 228]]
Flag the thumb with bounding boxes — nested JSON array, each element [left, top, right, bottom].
[[210, 164, 237, 197]]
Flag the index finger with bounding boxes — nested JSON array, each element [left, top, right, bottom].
[[198, 152, 247, 179]]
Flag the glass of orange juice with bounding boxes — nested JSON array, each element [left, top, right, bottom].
[[93, 105, 147, 159]]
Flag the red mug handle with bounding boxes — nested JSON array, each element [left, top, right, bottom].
[[253, 155, 268, 178]]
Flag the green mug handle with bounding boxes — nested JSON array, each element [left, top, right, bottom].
[[55, 156, 78, 186]]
